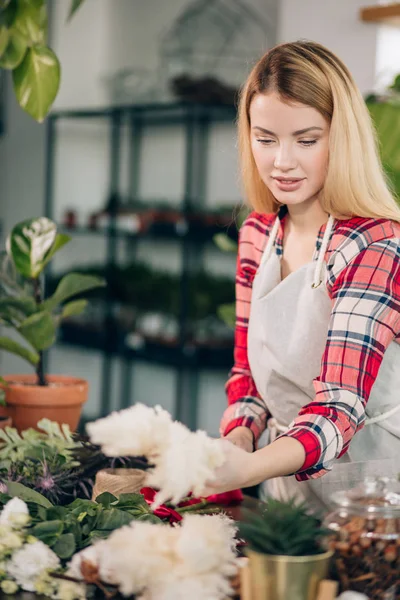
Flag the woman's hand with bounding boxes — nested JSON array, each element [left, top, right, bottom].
[[224, 426, 254, 453], [201, 439, 257, 496]]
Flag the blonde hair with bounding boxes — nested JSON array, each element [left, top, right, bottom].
[[238, 40, 400, 221]]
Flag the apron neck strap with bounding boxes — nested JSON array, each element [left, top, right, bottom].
[[312, 215, 335, 288], [259, 212, 335, 288]]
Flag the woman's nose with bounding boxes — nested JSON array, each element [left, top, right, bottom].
[[274, 146, 297, 171]]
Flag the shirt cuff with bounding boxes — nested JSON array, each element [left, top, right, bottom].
[[222, 416, 261, 444], [280, 428, 322, 478]]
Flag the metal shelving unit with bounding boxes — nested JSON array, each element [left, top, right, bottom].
[[44, 101, 238, 429]]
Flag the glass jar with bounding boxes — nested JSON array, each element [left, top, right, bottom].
[[324, 477, 400, 600]]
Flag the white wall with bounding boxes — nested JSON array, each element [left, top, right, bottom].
[[278, 0, 380, 95], [376, 25, 400, 91]]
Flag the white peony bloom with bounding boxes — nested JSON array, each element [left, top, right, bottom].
[[87, 403, 225, 507], [0, 498, 29, 528], [6, 540, 60, 592]]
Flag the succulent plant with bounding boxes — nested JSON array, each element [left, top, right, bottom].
[[238, 497, 329, 557]]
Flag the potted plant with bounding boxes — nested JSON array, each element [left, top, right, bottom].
[[238, 497, 333, 600], [0, 217, 105, 431]]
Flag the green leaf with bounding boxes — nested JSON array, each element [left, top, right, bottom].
[[114, 493, 150, 513], [0, 28, 26, 68], [13, 0, 47, 45], [137, 513, 163, 524], [0, 388, 6, 406], [67, 0, 86, 21], [61, 299, 87, 319], [95, 508, 134, 531], [7, 217, 57, 278], [52, 532, 76, 559], [5, 481, 52, 507], [43, 273, 106, 311], [42, 233, 71, 268], [18, 310, 56, 350], [42, 506, 68, 521], [13, 44, 60, 122], [0, 25, 9, 57], [213, 233, 238, 253], [95, 492, 118, 509], [31, 519, 63, 545], [0, 335, 39, 365], [0, 1, 16, 25], [0, 0, 12, 11], [0, 296, 37, 318]]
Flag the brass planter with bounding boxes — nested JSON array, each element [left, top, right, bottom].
[[245, 548, 333, 600]]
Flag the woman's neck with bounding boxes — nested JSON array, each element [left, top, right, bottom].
[[285, 199, 329, 235]]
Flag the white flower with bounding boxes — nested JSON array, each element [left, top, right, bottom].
[[81, 513, 238, 600], [67, 541, 114, 583], [87, 404, 172, 458], [87, 404, 225, 507], [0, 532, 23, 550], [6, 540, 60, 592], [0, 580, 18, 595], [34, 570, 59, 597], [53, 580, 86, 600], [99, 522, 177, 595], [0, 498, 29, 528]]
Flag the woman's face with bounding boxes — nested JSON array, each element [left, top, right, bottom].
[[249, 92, 330, 208]]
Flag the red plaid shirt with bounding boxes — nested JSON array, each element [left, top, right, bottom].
[[220, 211, 400, 480]]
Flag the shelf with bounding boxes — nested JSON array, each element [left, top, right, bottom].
[[59, 218, 238, 244], [49, 101, 237, 122], [360, 3, 400, 25], [58, 322, 233, 370]]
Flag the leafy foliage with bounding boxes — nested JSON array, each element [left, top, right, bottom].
[[0, 486, 163, 561], [0, 0, 86, 121], [0, 217, 105, 385], [238, 497, 329, 557], [0, 418, 80, 466], [0, 419, 148, 504]]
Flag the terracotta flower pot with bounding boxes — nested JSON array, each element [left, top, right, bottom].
[[0, 416, 12, 430], [0, 374, 88, 433]]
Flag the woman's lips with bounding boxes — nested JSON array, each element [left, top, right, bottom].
[[273, 177, 305, 192]]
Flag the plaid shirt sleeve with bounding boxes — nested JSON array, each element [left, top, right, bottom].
[[282, 219, 400, 480], [219, 213, 273, 442]]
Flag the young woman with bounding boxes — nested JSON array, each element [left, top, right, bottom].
[[204, 41, 400, 508]]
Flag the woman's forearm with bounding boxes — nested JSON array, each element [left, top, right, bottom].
[[246, 437, 306, 487]]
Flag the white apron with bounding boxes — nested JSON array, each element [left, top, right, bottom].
[[247, 214, 400, 511]]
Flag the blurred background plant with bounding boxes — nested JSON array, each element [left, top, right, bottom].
[[0, 0, 86, 121]]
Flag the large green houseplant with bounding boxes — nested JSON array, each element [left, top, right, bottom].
[[0, 0, 86, 122], [0, 216, 105, 431], [239, 497, 332, 600]]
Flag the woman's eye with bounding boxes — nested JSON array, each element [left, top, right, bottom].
[[299, 140, 317, 147], [256, 138, 274, 145]]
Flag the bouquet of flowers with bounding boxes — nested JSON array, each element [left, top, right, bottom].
[[0, 498, 62, 596], [87, 404, 226, 507]]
